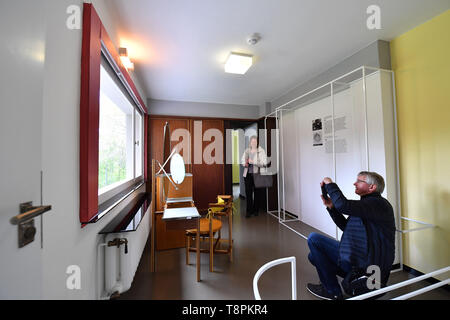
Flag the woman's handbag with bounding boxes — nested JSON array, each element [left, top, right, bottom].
[[253, 172, 273, 188]]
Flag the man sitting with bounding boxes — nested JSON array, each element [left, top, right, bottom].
[[306, 171, 396, 300]]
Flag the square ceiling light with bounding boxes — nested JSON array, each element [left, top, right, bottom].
[[224, 52, 253, 74]]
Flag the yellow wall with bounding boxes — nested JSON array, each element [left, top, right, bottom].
[[232, 130, 240, 184], [390, 10, 450, 279]]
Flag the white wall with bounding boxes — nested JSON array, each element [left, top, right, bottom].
[[0, 0, 149, 299], [270, 40, 392, 112], [148, 99, 260, 119], [259, 102, 272, 118], [280, 109, 301, 217], [293, 86, 367, 237]]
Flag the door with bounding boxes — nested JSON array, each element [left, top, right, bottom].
[[192, 119, 224, 212], [0, 1, 46, 299]]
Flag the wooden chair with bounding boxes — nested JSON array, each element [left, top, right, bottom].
[[209, 195, 233, 263], [185, 195, 233, 272]]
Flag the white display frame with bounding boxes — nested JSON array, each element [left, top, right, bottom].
[[265, 66, 407, 271]]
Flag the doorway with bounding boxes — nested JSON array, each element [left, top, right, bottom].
[[225, 120, 258, 199], [231, 129, 240, 199]]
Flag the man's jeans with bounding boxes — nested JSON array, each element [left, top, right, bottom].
[[307, 232, 352, 296]]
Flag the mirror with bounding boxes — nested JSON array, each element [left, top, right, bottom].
[[170, 153, 185, 184]]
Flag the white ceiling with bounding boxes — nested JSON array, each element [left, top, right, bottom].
[[107, 0, 450, 107]]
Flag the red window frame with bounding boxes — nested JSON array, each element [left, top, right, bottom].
[[80, 3, 148, 225]]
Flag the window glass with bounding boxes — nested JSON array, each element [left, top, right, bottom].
[[98, 64, 135, 194], [135, 109, 143, 177]]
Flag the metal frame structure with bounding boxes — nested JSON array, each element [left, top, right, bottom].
[[263, 66, 437, 274], [348, 266, 450, 300], [253, 256, 297, 300], [252, 256, 449, 300]]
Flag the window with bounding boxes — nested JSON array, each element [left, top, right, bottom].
[[79, 3, 147, 225], [135, 109, 143, 177], [98, 61, 144, 204]]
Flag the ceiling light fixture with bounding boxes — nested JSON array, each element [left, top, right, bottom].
[[224, 52, 253, 74], [119, 47, 134, 71]]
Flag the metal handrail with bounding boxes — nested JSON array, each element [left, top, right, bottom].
[[399, 216, 436, 234], [348, 266, 450, 300], [253, 256, 297, 300], [392, 278, 450, 300]]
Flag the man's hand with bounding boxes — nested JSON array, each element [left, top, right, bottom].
[[321, 194, 334, 209], [320, 180, 334, 209], [323, 177, 333, 184]]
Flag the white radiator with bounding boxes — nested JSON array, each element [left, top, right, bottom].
[[102, 206, 151, 298]]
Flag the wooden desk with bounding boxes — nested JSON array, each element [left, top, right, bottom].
[[162, 206, 201, 282]]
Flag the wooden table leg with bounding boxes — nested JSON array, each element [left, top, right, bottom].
[[196, 217, 200, 282], [150, 159, 156, 272]]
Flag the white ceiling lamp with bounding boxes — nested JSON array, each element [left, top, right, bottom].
[[224, 33, 260, 75], [224, 52, 253, 74]]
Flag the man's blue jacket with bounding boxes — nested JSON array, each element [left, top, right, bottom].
[[325, 182, 396, 285]]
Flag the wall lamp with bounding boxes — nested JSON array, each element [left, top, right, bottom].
[[119, 47, 134, 71]]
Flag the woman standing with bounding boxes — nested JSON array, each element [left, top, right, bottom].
[[242, 136, 268, 218]]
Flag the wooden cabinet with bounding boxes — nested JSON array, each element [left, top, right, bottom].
[[148, 116, 224, 250], [149, 118, 191, 175], [191, 119, 224, 212]]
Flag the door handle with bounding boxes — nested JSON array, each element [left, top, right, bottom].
[[10, 202, 52, 248], [10, 202, 52, 225]]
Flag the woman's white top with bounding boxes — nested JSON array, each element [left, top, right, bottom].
[[241, 146, 268, 178]]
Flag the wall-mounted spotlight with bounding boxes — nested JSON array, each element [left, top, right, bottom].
[[119, 47, 134, 71]]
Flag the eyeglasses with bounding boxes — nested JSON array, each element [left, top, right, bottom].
[[355, 179, 369, 184]]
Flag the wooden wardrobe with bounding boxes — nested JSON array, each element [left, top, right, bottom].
[[148, 116, 225, 250]]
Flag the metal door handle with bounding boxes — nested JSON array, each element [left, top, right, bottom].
[[10, 203, 52, 225]]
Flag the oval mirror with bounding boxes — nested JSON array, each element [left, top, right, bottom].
[[170, 153, 185, 184]]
